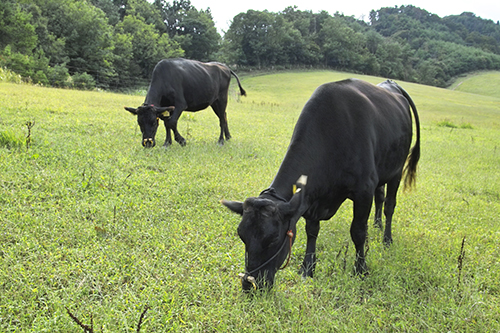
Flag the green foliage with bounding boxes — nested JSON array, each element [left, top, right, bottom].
[[1, 1, 500, 89], [72, 72, 96, 90], [0, 0, 38, 54], [0, 67, 22, 83], [113, 14, 183, 86], [0, 72, 499, 331], [156, 0, 221, 61]]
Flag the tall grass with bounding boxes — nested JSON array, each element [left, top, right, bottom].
[[0, 71, 499, 332]]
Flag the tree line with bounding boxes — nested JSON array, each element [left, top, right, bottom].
[[2, 0, 500, 90]]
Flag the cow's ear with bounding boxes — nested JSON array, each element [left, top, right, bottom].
[[124, 106, 138, 115], [221, 200, 244, 215], [156, 106, 175, 118]]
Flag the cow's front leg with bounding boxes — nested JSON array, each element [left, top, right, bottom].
[[164, 118, 186, 147], [300, 219, 320, 278], [172, 126, 186, 146], [162, 122, 172, 147], [351, 193, 372, 275]]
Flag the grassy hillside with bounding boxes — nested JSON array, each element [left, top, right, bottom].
[[0, 72, 499, 331], [449, 71, 500, 98]]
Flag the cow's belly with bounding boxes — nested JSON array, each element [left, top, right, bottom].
[[186, 103, 211, 111]]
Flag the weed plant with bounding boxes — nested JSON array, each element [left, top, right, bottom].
[[0, 71, 499, 331]]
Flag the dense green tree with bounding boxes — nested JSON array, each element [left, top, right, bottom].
[[279, 7, 323, 65], [125, 0, 165, 32], [113, 14, 183, 86], [224, 9, 320, 68], [90, 0, 122, 26], [172, 8, 220, 61], [375, 38, 415, 81], [154, 0, 221, 61], [32, 0, 115, 87], [318, 16, 367, 69], [223, 10, 276, 67], [0, 0, 38, 54]]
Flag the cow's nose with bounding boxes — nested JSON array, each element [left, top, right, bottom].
[[142, 138, 155, 148], [241, 279, 254, 291]]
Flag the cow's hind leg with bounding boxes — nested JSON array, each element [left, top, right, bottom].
[[374, 185, 385, 229], [300, 219, 320, 278], [351, 192, 373, 275], [382, 176, 402, 246], [211, 99, 231, 145]]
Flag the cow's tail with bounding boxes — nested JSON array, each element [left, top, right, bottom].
[[230, 70, 247, 96], [399, 84, 421, 191]]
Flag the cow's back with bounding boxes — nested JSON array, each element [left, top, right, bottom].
[[147, 59, 231, 106], [271, 79, 413, 215]]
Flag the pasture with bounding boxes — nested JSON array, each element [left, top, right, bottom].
[[0, 71, 499, 331]]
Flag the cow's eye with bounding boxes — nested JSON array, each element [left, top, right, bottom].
[[260, 206, 275, 218], [262, 234, 279, 249]]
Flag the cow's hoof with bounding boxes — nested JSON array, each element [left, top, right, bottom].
[[177, 138, 186, 146], [299, 265, 314, 278], [354, 261, 368, 277]]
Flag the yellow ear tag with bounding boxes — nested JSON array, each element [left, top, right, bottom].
[[161, 110, 170, 117], [293, 184, 297, 194]]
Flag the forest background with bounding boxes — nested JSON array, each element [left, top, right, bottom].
[[2, 0, 500, 90]]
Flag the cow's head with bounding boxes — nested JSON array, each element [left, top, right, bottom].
[[222, 176, 307, 291], [124, 104, 174, 147]]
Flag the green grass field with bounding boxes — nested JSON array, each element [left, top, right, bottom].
[[1, 71, 499, 332], [449, 71, 500, 98]]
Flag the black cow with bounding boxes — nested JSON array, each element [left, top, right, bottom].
[[125, 58, 246, 148], [222, 79, 420, 291]]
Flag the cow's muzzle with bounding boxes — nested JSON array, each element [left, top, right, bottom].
[[142, 138, 155, 148], [238, 273, 257, 290]]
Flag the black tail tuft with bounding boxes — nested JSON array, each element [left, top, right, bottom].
[[399, 84, 421, 191], [230, 70, 247, 96]]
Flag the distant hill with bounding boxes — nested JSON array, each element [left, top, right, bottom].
[[449, 71, 500, 98]]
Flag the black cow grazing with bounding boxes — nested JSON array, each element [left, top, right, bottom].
[[222, 79, 420, 291], [125, 58, 246, 148]]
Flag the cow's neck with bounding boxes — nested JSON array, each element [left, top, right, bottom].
[[264, 134, 316, 207], [267, 167, 304, 203], [144, 87, 162, 106], [259, 187, 288, 203]]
